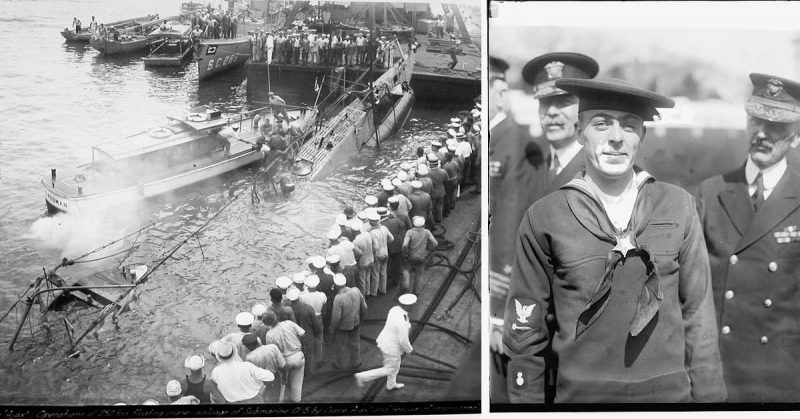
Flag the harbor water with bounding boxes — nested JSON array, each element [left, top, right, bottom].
[[0, 0, 471, 404]]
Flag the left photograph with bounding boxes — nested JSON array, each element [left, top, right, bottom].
[[0, 0, 481, 414]]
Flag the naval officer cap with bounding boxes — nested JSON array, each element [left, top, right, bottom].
[[398, 293, 417, 305], [522, 52, 599, 99], [554, 78, 675, 122], [745, 73, 800, 123]]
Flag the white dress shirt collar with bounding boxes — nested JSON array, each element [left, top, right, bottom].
[[745, 156, 787, 200], [549, 140, 583, 173]]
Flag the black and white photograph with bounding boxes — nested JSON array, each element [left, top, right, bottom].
[[0, 0, 481, 416], [490, 1, 800, 409]]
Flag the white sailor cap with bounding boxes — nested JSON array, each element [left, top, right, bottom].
[[413, 216, 425, 227], [376, 207, 389, 219], [398, 293, 417, 305], [400, 162, 412, 171], [333, 273, 346, 286], [286, 287, 301, 301], [305, 274, 320, 288], [447, 128, 457, 137], [387, 195, 400, 204], [431, 140, 443, 148], [357, 211, 368, 221], [251, 303, 267, 317], [471, 109, 481, 117], [326, 254, 340, 264], [391, 178, 403, 187], [410, 180, 423, 189], [449, 121, 462, 129], [417, 165, 429, 176], [427, 152, 439, 162], [447, 143, 457, 152], [166, 380, 182, 397], [397, 171, 409, 181], [335, 213, 348, 226], [348, 218, 364, 231], [236, 311, 255, 326], [292, 272, 307, 285], [277, 276, 293, 289], [184, 354, 205, 370], [367, 211, 380, 222], [327, 225, 342, 240], [310, 256, 326, 269], [365, 195, 378, 206], [450, 117, 462, 123]]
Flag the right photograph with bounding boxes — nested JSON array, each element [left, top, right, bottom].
[[489, 1, 800, 408]]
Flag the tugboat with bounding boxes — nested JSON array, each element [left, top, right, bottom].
[[42, 105, 317, 214]]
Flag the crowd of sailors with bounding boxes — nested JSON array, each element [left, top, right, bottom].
[[189, 10, 239, 41], [126, 101, 481, 405], [249, 29, 407, 70]]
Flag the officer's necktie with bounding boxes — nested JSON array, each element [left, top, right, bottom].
[[752, 172, 765, 212], [549, 154, 560, 182]]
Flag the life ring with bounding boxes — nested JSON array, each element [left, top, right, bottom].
[[149, 127, 172, 138], [186, 112, 208, 122]]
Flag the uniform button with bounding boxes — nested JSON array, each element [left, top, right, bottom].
[[769, 261, 778, 272], [721, 325, 731, 335], [724, 290, 735, 300], [760, 336, 769, 345], [729, 255, 738, 265], [764, 298, 773, 308]]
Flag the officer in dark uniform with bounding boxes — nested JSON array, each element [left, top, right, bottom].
[[522, 52, 600, 197], [503, 77, 726, 403], [490, 52, 599, 404], [697, 73, 800, 402], [488, 55, 540, 404]]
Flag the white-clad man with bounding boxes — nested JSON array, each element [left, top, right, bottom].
[[354, 293, 416, 390], [208, 341, 275, 403]]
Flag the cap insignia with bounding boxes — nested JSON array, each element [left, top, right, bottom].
[[767, 79, 784, 97], [545, 61, 564, 80]]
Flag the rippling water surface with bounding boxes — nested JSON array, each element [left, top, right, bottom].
[[0, 0, 467, 404]]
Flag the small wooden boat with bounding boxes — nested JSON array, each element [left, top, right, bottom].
[[195, 37, 252, 81], [42, 105, 317, 214], [60, 15, 157, 43], [143, 24, 193, 67], [90, 15, 181, 55]]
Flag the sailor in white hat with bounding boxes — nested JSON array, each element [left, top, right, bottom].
[[275, 275, 293, 304], [292, 272, 307, 292], [299, 274, 326, 319], [364, 195, 379, 208], [329, 271, 366, 369], [221, 311, 255, 361], [208, 341, 275, 403], [402, 216, 438, 294], [415, 164, 433, 195], [179, 354, 212, 403], [354, 293, 416, 390], [367, 209, 394, 296]]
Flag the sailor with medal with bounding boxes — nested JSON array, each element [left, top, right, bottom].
[[503, 77, 726, 403], [697, 73, 800, 402]]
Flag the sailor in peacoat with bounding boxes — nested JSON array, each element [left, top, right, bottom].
[[504, 78, 726, 403]]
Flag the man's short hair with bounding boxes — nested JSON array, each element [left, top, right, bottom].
[[269, 288, 283, 302], [262, 310, 278, 326]]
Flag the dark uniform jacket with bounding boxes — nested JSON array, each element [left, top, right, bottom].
[[503, 174, 725, 403], [488, 116, 544, 319], [698, 164, 800, 402]]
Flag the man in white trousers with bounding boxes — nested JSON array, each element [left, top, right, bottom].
[[354, 293, 416, 390]]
